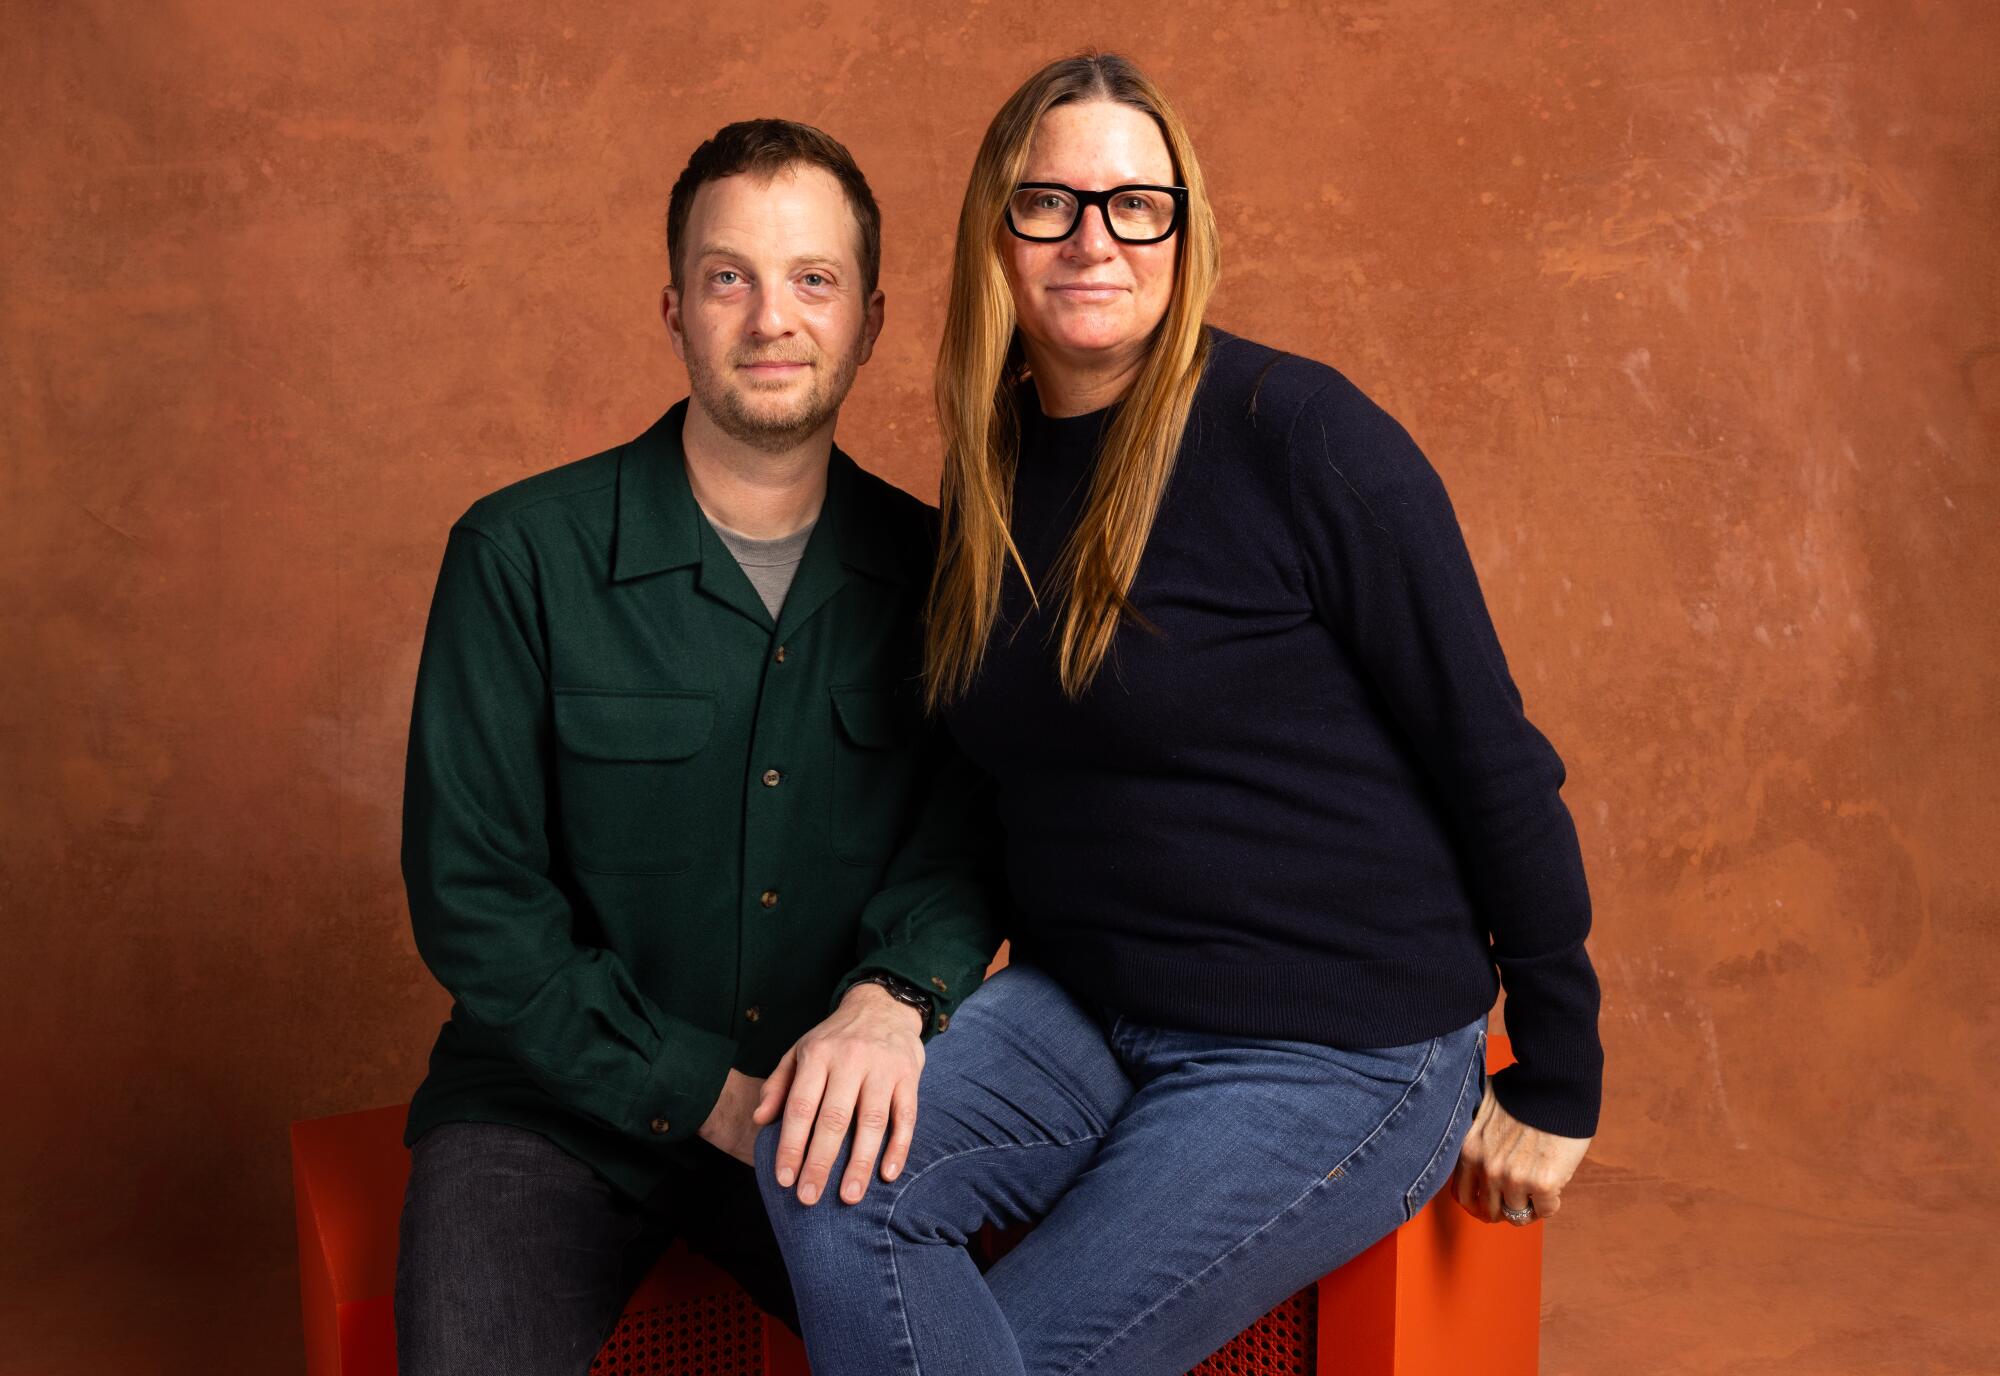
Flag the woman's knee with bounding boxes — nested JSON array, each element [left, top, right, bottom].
[[757, 1122, 903, 1244]]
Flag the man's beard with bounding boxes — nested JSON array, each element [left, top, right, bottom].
[[685, 332, 863, 455]]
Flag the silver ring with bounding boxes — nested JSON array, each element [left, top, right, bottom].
[[1501, 1200, 1536, 1224]]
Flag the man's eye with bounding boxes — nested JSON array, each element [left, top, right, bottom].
[[802, 272, 829, 287], [714, 270, 741, 285]]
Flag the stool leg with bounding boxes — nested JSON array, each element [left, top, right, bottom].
[[1315, 1194, 1543, 1376]]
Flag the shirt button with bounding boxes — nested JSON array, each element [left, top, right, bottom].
[[761, 768, 782, 787], [759, 889, 779, 909], [935, 1013, 950, 1032], [774, 645, 787, 664], [930, 976, 948, 993], [745, 1006, 762, 1023], [649, 1117, 671, 1135]]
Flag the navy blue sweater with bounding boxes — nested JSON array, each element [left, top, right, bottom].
[[944, 329, 1603, 1137]]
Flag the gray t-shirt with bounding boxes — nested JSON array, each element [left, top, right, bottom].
[[708, 516, 817, 620]]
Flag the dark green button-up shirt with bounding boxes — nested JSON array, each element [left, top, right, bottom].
[[402, 401, 1000, 1200]]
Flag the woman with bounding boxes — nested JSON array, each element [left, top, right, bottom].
[[756, 52, 1601, 1375]]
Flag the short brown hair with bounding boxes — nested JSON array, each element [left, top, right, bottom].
[[666, 119, 883, 296]]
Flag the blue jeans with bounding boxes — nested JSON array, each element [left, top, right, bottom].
[[756, 962, 1488, 1376]]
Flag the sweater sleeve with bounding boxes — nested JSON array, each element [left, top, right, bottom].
[[1284, 379, 1603, 1138]]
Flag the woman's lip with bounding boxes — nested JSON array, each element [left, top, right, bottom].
[[1050, 283, 1124, 294]]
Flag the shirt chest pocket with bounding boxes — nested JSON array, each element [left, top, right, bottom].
[[551, 689, 716, 875], [829, 684, 924, 868]]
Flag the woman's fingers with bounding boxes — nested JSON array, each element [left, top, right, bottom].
[[1452, 1086, 1590, 1225], [1479, 1161, 1505, 1223], [1450, 1145, 1487, 1218]]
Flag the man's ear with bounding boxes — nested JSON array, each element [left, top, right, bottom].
[[857, 287, 886, 366], [661, 284, 687, 362]]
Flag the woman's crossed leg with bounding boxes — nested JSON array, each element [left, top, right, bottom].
[[757, 963, 1486, 1376]]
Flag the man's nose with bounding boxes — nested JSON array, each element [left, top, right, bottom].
[[748, 280, 796, 338]]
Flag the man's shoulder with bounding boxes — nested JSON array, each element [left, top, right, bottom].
[[454, 442, 624, 545], [835, 452, 941, 573], [842, 457, 935, 526]]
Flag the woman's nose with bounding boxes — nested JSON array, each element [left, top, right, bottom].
[[1063, 203, 1119, 261]]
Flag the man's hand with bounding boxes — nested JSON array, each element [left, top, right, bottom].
[[1450, 1080, 1593, 1224], [752, 982, 926, 1206], [697, 1068, 768, 1167]]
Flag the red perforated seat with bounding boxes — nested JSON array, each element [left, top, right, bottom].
[[292, 1036, 1539, 1375]]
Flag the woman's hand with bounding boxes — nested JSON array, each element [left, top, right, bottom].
[[1450, 1081, 1592, 1224]]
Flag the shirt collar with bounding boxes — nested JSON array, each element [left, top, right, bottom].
[[610, 398, 909, 587]]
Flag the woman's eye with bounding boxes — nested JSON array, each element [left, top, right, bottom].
[[1036, 195, 1065, 210]]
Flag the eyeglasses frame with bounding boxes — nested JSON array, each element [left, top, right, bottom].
[[1004, 181, 1190, 245]]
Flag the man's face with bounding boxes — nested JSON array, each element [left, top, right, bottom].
[[665, 164, 884, 452]]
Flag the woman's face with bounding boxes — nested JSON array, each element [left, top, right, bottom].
[[1002, 100, 1179, 378]]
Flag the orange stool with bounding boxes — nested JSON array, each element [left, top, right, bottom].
[[289, 1106, 808, 1376], [292, 1036, 1536, 1375]]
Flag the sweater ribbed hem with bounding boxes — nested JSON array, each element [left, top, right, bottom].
[[1019, 935, 1500, 1049]]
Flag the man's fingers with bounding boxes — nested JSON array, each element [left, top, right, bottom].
[[837, 1081, 896, 1204], [797, 1066, 865, 1206], [881, 1079, 917, 1182], [773, 1055, 829, 1190], [753, 1050, 797, 1127]]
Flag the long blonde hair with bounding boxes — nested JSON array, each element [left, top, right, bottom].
[[926, 52, 1221, 706]]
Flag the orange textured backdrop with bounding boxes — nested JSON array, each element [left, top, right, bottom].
[[4, 2, 1996, 1371]]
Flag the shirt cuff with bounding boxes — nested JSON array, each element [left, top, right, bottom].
[[622, 1021, 740, 1147]]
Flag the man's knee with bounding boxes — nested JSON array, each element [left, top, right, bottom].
[[395, 1124, 643, 1376]]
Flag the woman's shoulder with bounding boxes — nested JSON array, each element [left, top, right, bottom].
[[1197, 327, 1428, 477], [1197, 327, 1399, 441]]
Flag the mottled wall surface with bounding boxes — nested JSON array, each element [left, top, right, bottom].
[[4, 1, 1995, 1371]]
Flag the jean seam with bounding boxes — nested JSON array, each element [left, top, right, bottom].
[[884, 1132, 1110, 1376], [1401, 1030, 1484, 1221], [1057, 1034, 1442, 1376]]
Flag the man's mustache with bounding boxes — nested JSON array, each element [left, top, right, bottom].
[[733, 350, 817, 367]]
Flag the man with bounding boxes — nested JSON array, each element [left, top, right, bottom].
[[393, 119, 999, 1376]]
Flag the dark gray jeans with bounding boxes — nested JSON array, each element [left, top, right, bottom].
[[394, 1121, 798, 1376]]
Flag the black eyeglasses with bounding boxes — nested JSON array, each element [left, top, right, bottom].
[[1005, 182, 1188, 245]]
